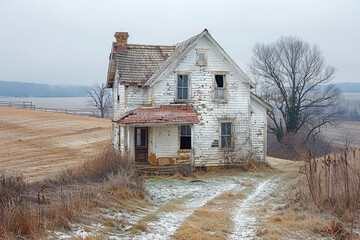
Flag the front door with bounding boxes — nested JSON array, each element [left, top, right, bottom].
[[135, 127, 148, 163]]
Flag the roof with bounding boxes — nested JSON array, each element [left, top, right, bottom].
[[114, 106, 199, 125], [144, 30, 206, 87], [113, 44, 176, 86], [250, 92, 273, 112], [107, 29, 254, 88]]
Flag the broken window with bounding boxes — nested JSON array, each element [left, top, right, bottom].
[[177, 74, 189, 100], [221, 122, 232, 149], [196, 50, 207, 66], [215, 74, 227, 100], [180, 125, 191, 149]]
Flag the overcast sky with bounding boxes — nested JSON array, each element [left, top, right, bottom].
[[0, 0, 359, 86]]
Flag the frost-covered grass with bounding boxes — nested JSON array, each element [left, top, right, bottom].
[[47, 158, 336, 240]]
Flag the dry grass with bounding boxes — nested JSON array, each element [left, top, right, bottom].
[[261, 208, 326, 240], [173, 209, 231, 240], [219, 191, 245, 200], [172, 188, 248, 240], [0, 147, 144, 239]]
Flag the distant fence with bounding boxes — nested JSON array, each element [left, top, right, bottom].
[[0, 100, 112, 119], [0, 100, 35, 109]]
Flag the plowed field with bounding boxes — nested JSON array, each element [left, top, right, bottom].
[[0, 107, 111, 182]]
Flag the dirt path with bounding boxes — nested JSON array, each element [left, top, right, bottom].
[[0, 107, 111, 181], [50, 157, 332, 239], [228, 177, 278, 240]]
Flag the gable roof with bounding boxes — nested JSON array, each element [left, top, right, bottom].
[[114, 106, 199, 125], [107, 29, 254, 88], [144, 29, 254, 88], [144, 30, 206, 87]]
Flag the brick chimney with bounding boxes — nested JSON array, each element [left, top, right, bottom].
[[114, 32, 129, 47]]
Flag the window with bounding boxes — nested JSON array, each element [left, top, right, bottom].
[[196, 49, 207, 66], [214, 74, 227, 101], [177, 74, 189, 100], [221, 122, 232, 149], [117, 83, 120, 102], [180, 125, 191, 149]]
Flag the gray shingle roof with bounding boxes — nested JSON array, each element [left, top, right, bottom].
[[111, 29, 207, 86], [114, 44, 176, 86]]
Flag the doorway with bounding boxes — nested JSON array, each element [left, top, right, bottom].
[[135, 127, 148, 163]]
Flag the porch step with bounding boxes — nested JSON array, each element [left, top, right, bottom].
[[136, 164, 191, 176]]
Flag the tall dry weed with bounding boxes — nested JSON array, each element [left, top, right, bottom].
[[297, 148, 360, 237], [0, 147, 144, 239]]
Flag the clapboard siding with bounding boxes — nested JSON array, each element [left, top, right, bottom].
[[149, 126, 179, 158], [152, 36, 251, 166], [250, 99, 267, 161]]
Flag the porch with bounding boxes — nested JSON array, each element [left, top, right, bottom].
[[113, 106, 199, 169], [136, 163, 191, 176]]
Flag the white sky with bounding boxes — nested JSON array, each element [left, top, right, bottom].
[[0, 0, 359, 85]]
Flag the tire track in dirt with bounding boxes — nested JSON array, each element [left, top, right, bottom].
[[121, 178, 241, 240], [228, 177, 278, 240]]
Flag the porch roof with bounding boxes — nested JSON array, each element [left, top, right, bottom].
[[114, 106, 199, 125]]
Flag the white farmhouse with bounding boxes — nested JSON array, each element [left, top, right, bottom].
[[106, 29, 272, 170]]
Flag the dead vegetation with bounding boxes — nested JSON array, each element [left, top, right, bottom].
[[0, 147, 144, 239], [297, 148, 360, 239], [172, 189, 245, 240], [173, 209, 231, 240], [259, 149, 360, 239], [195, 156, 272, 178]]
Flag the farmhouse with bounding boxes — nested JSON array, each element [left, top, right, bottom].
[[106, 29, 272, 169]]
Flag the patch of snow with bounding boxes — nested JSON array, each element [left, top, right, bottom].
[[111, 177, 247, 239], [228, 177, 278, 240]]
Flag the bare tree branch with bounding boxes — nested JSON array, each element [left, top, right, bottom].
[[87, 83, 112, 118], [249, 36, 342, 145]]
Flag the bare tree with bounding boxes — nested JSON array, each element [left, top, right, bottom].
[[87, 83, 112, 118], [250, 36, 342, 144]]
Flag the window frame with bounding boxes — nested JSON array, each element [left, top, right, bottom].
[[175, 72, 191, 102], [179, 125, 192, 150], [116, 83, 120, 102], [196, 49, 208, 66], [219, 121, 234, 149], [213, 72, 228, 102]]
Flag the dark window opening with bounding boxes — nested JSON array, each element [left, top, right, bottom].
[[180, 125, 191, 149], [177, 75, 189, 100], [215, 75, 224, 87], [221, 122, 232, 148]]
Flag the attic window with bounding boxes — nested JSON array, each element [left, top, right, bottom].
[[196, 49, 207, 66], [214, 73, 227, 101]]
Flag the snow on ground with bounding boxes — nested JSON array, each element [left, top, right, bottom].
[[228, 177, 278, 240], [51, 175, 283, 240], [132, 178, 245, 240], [111, 177, 249, 239]]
